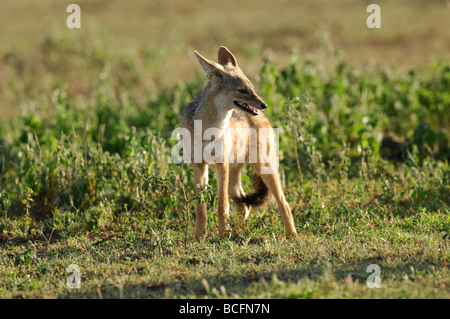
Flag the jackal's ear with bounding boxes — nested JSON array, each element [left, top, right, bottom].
[[218, 46, 238, 67], [194, 51, 224, 77]]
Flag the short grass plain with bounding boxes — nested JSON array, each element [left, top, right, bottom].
[[0, 0, 449, 299]]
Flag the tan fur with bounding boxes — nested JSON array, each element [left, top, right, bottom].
[[182, 46, 297, 239]]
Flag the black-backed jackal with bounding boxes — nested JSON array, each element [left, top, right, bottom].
[[182, 46, 297, 239]]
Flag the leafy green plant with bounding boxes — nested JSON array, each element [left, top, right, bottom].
[[137, 167, 214, 249], [14, 246, 35, 267]]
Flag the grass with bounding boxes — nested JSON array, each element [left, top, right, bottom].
[[2, 187, 450, 298], [1, 0, 450, 299]]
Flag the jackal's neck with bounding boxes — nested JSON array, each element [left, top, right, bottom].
[[196, 84, 233, 133]]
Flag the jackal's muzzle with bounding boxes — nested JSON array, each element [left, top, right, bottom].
[[233, 100, 267, 116]]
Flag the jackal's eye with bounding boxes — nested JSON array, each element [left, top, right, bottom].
[[237, 89, 248, 95]]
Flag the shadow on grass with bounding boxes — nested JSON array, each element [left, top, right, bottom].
[[59, 258, 448, 299]]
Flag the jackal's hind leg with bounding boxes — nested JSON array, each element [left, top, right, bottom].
[[258, 167, 297, 238], [228, 163, 251, 220]]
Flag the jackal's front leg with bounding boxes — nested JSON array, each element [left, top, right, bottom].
[[193, 163, 208, 240], [215, 163, 230, 236]]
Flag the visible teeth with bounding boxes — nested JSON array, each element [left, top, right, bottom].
[[235, 101, 258, 114]]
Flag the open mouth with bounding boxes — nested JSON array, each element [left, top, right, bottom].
[[233, 101, 259, 116]]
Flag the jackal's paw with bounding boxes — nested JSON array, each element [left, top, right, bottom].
[[194, 230, 207, 241], [285, 231, 299, 240], [235, 204, 251, 220], [218, 224, 229, 238], [218, 231, 230, 239], [242, 205, 251, 220]]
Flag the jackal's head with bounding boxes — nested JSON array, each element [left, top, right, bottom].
[[194, 46, 267, 116]]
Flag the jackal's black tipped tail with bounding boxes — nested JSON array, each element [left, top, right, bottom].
[[235, 175, 269, 207]]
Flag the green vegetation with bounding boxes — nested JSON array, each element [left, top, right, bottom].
[[0, 0, 449, 299]]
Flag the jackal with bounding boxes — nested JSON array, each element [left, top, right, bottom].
[[182, 46, 297, 239]]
